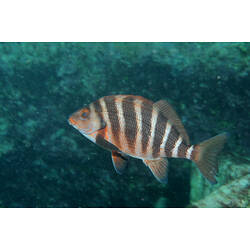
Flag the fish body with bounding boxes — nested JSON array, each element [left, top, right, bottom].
[[68, 95, 227, 184]]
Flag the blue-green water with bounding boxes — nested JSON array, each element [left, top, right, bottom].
[[0, 42, 249, 208]]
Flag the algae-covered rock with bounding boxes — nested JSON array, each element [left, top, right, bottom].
[[189, 156, 250, 207], [190, 174, 250, 208]]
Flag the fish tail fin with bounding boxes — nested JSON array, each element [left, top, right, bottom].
[[191, 133, 228, 184]]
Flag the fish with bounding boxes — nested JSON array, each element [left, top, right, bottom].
[[68, 95, 228, 184]]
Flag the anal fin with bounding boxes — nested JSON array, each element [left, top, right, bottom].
[[111, 151, 128, 174], [143, 158, 168, 184]]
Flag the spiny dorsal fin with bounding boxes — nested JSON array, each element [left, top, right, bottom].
[[154, 100, 190, 145], [111, 151, 128, 175], [143, 158, 168, 184]]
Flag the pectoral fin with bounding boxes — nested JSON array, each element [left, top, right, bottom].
[[143, 158, 168, 183], [111, 151, 128, 174]]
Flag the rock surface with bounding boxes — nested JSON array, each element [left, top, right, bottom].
[[190, 174, 249, 208], [189, 156, 250, 207]]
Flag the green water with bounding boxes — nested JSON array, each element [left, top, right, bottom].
[[0, 42, 249, 207]]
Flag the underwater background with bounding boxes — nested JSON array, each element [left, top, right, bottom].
[[0, 42, 249, 208]]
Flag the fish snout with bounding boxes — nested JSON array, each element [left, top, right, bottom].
[[68, 116, 77, 126]]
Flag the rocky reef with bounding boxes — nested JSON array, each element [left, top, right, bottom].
[[190, 174, 249, 208], [189, 156, 250, 207], [0, 42, 249, 207]]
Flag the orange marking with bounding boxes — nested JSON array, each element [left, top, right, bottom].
[[69, 117, 77, 126], [118, 132, 126, 153], [103, 127, 109, 141], [97, 127, 108, 140], [97, 127, 114, 145], [81, 108, 89, 116]]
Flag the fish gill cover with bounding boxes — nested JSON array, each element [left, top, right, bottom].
[[0, 42, 249, 208]]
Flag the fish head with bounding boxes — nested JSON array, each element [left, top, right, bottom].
[[68, 105, 105, 135]]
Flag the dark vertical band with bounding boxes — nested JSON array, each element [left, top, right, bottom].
[[177, 141, 188, 158], [93, 99, 102, 113], [93, 99, 105, 129], [141, 101, 153, 154], [122, 96, 137, 153], [152, 114, 167, 158], [104, 96, 121, 148]]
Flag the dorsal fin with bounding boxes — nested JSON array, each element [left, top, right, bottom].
[[154, 100, 190, 145]]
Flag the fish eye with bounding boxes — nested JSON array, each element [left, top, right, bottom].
[[82, 112, 88, 118], [80, 109, 89, 120]]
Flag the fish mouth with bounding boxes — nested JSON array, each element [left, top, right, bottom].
[[68, 116, 89, 135], [68, 117, 78, 129], [68, 118, 87, 135]]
